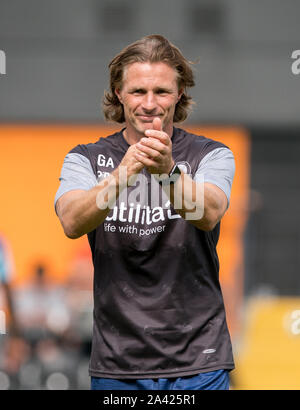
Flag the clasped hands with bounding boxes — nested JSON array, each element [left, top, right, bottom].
[[134, 117, 175, 176]]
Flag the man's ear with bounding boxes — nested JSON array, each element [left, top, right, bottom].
[[177, 88, 184, 102], [115, 88, 123, 104]]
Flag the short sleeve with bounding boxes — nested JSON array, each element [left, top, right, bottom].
[[194, 147, 235, 207], [54, 152, 97, 210]]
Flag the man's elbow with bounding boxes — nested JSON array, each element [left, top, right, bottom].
[[202, 198, 228, 231], [64, 226, 82, 239], [197, 209, 224, 231], [199, 218, 218, 232], [56, 199, 83, 239], [58, 214, 83, 239]]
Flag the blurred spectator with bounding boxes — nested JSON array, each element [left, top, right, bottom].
[[1, 247, 93, 389], [15, 263, 70, 338], [64, 243, 93, 358], [0, 233, 19, 335], [4, 261, 73, 389], [0, 234, 29, 389]]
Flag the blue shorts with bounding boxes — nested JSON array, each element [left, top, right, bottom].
[[91, 369, 229, 390]]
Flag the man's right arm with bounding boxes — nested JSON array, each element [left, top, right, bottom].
[[56, 173, 119, 239], [55, 144, 144, 239]]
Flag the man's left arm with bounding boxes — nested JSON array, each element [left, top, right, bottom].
[[167, 147, 235, 231], [135, 120, 235, 231]]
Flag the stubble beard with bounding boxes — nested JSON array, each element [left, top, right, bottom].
[[130, 113, 164, 137]]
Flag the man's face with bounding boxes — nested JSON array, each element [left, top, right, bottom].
[[115, 62, 182, 138]]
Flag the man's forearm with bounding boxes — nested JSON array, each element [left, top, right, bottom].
[[163, 172, 226, 231], [57, 169, 124, 239], [57, 144, 145, 239]]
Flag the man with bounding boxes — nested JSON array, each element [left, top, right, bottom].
[[0, 234, 19, 335], [55, 35, 235, 390]]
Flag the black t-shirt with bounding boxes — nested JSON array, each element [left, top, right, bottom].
[[66, 127, 235, 379]]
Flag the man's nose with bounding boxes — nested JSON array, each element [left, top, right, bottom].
[[142, 92, 156, 111]]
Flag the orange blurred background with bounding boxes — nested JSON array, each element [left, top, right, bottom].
[[0, 124, 250, 338]]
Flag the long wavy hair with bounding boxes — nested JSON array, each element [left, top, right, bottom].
[[102, 35, 195, 123]]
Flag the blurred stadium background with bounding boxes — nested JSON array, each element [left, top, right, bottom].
[[0, 0, 300, 390]]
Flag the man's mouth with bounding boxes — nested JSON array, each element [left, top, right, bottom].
[[137, 114, 162, 122]]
